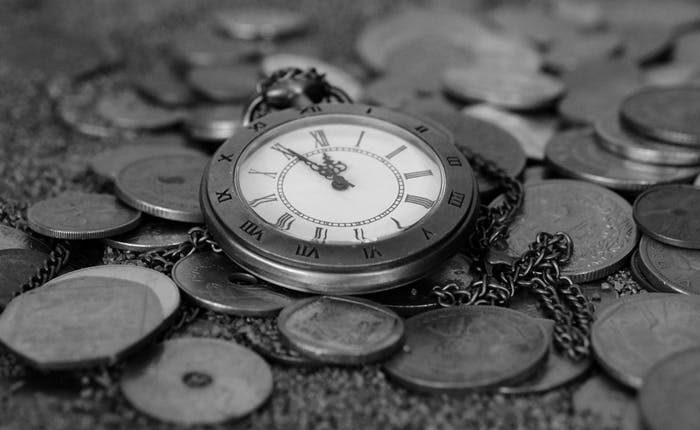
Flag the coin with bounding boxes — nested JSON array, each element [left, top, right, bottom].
[[184, 104, 243, 142], [261, 53, 363, 100], [595, 112, 700, 166], [618, 24, 673, 65], [363, 75, 454, 112], [96, 89, 184, 130], [499, 318, 591, 394], [169, 27, 258, 67], [634, 185, 700, 249], [489, 6, 571, 47], [639, 347, 700, 430], [573, 374, 635, 428], [496, 180, 638, 282], [103, 217, 191, 251], [591, 293, 700, 388], [420, 110, 526, 196], [637, 235, 700, 294], [384, 306, 548, 392], [463, 104, 556, 160], [246, 319, 321, 367], [27, 192, 141, 240], [0, 265, 180, 370], [544, 32, 622, 73], [521, 165, 555, 184], [644, 62, 700, 87], [131, 58, 193, 107], [56, 79, 117, 139], [552, 0, 604, 29], [121, 337, 272, 425], [442, 66, 563, 111], [187, 64, 259, 102], [89, 134, 204, 181], [362, 253, 473, 316], [214, 8, 308, 41], [545, 129, 699, 191], [629, 250, 657, 292], [115, 154, 208, 223], [620, 86, 700, 146], [0, 249, 49, 307], [172, 251, 298, 316], [0, 225, 51, 253], [277, 296, 404, 365]]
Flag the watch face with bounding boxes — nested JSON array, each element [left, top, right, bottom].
[[236, 115, 445, 244]]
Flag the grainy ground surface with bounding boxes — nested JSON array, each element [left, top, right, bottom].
[[0, 0, 644, 429]]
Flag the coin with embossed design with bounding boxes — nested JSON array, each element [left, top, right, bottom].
[[592, 293, 700, 388], [278, 296, 404, 365], [103, 217, 191, 251], [0, 225, 51, 253], [634, 185, 700, 249], [494, 180, 638, 282], [637, 235, 700, 294], [639, 347, 700, 430], [172, 251, 298, 316], [27, 192, 141, 240], [384, 306, 548, 392]]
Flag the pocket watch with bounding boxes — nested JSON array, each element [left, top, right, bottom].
[[201, 102, 478, 294]]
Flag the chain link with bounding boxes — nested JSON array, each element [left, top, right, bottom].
[[131, 226, 222, 274]]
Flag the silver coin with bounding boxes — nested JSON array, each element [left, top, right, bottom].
[[0, 225, 51, 253], [362, 75, 455, 112], [637, 235, 700, 295], [121, 337, 272, 425], [278, 296, 404, 365], [27, 192, 141, 240], [544, 32, 622, 73], [0, 249, 49, 307], [214, 8, 309, 41], [489, 6, 572, 47], [96, 89, 184, 130], [595, 111, 700, 166], [246, 319, 322, 367], [0, 265, 180, 370], [103, 217, 191, 251], [184, 104, 243, 142], [172, 251, 298, 316], [187, 64, 259, 102], [634, 185, 700, 249], [629, 250, 658, 292], [56, 79, 117, 139], [545, 129, 699, 191], [115, 154, 208, 223], [169, 27, 258, 67]]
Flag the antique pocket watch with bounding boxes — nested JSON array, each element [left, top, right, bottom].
[[201, 103, 478, 295]]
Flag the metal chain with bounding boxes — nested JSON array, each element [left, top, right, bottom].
[[131, 226, 223, 274]]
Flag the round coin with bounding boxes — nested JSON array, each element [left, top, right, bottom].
[[595, 112, 700, 166], [103, 217, 191, 251], [169, 27, 258, 67], [277, 296, 404, 365], [637, 235, 700, 294], [214, 8, 308, 41], [495, 180, 638, 282], [0, 225, 51, 253], [131, 58, 193, 107], [246, 319, 322, 367], [27, 192, 141, 240], [115, 154, 208, 223], [591, 292, 700, 388], [620, 86, 700, 146], [544, 32, 622, 74], [187, 64, 259, 102], [634, 185, 700, 248], [443, 66, 563, 111], [184, 104, 243, 142], [96, 89, 184, 130], [0, 265, 180, 370], [172, 251, 298, 316], [0, 249, 49, 307], [545, 129, 699, 191], [121, 337, 272, 425], [383, 306, 548, 392], [629, 250, 658, 292], [639, 347, 700, 430]]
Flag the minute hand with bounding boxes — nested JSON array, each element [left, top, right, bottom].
[[284, 147, 354, 189]]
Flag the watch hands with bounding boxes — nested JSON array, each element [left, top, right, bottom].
[[282, 145, 354, 190]]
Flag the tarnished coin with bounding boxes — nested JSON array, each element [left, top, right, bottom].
[[495, 180, 638, 282], [443, 66, 563, 110], [89, 134, 204, 181], [463, 104, 556, 160], [278, 296, 404, 365], [261, 53, 363, 100], [637, 235, 700, 294], [121, 337, 272, 425], [384, 306, 548, 392], [620, 86, 700, 146], [544, 32, 622, 73], [500, 319, 591, 394], [595, 112, 700, 166], [184, 104, 243, 142], [639, 347, 700, 430], [0, 265, 180, 370], [634, 185, 700, 248], [103, 217, 190, 252], [421, 110, 526, 196], [629, 250, 657, 292], [172, 251, 297, 316], [115, 154, 208, 223], [0, 225, 51, 253], [96, 90, 184, 130], [0, 249, 49, 307], [246, 319, 321, 367], [573, 374, 635, 429], [187, 64, 259, 102], [27, 192, 141, 240], [169, 27, 258, 67], [591, 293, 700, 388], [545, 129, 699, 191], [214, 8, 308, 40], [362, 253, 473, 316]]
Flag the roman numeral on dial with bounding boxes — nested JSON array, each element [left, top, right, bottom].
[[275, 212, 295, 230], [312, 227, 328, 243], [311, 129, 329, 148], [248, 193, 277, 208], [385, 145, 407, 160], [404, 170, 433, 180], [249, 169, 277, 179], [271, 143, 295, 160], [405, 194, 435, 209]]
